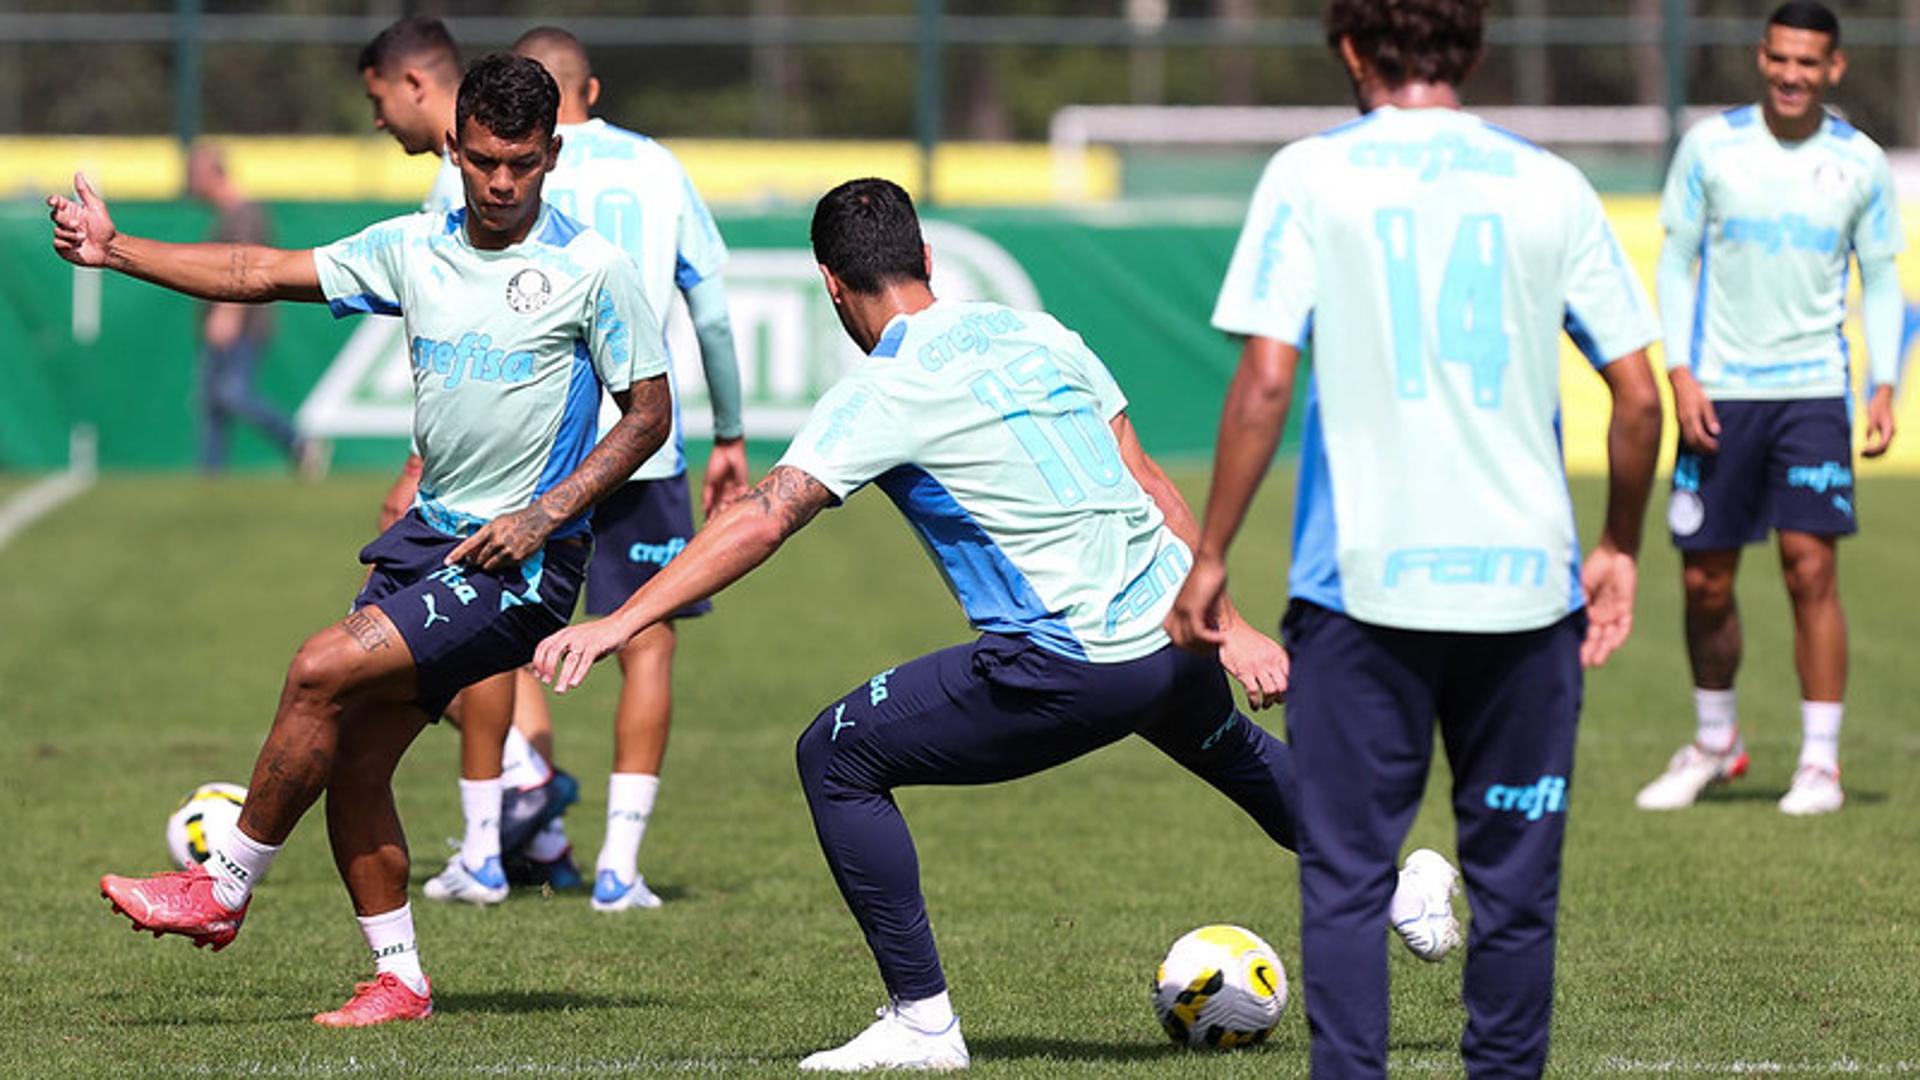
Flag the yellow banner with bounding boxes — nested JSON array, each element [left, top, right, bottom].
[[1561, 196, 1920, 474]]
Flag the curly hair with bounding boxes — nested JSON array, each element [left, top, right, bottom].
[[1325, 0, 1488, 89], [811, 178, 929, 295], [455, 54, 560, 144]]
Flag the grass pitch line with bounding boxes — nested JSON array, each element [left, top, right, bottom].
[[0, 424, 96, 552]]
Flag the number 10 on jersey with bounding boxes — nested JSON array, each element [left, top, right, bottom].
[[1374, 208, 1511, 409]]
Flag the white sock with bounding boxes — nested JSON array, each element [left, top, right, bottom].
[[1693, 687, 1738, 753], [500, 727, 553, 790], [596, 773, 659, 880], [206, 825, 279, 911], [458, 777, 502, 868], [527, 818, 571, 862], [1798, 700, 1843, 772], [358, 903, 428, 996], [895, 991, 955, 1034]]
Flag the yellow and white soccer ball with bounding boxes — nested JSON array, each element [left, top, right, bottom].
[[1152, 924, 1288, 1049], [164, 782, 247, 870]]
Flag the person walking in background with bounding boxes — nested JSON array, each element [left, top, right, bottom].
[[184, 142, 319, 475]]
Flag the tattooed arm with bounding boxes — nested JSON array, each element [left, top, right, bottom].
[[447, 374, 672, 571], [48, 173, 322, 302], [533, 465, 834, 691]]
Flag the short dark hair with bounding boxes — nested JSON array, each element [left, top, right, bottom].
[[1325, 0, 1487, 89], [1768, 1, 1840, 47], [455, 54, 560, 144], [811, 179, 929, 295], [358, 15, 460, 84]]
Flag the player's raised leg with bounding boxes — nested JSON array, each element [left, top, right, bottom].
[[317, 698, 436, 1026], [101, 604, 422, 949]]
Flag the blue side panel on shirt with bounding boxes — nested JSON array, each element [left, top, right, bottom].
[[873, 464, 1087, 659], [871, 320, 909, 359], [532, 339, 604, 540], [327, 293, 402, 318], [1689, 239, 1709, 372], [674, 253, 704, 290], [1563, 307, 1609, 369], [1288, 380, 1344, 614], [539, 208, 586, 248]]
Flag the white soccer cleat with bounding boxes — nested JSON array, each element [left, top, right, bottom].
[[590, 870, 663, 912], [1390, 848, 1462, 962], [799, 1007, 969, 1073], [1634, 739, 1749, 811], [1778, 764, 1844, 816], [421, 855, 508, 906]]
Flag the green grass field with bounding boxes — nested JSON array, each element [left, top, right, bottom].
[[2, 468, 1917, 1077]]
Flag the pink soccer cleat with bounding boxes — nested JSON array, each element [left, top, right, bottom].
[[312, 972, 434, 1028], [100, 868, 248, 951]]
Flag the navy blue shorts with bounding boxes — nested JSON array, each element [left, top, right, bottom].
[[585, 477, 710, 619], [1669, 397, 1857, 550], [353, 511, 589, 718]]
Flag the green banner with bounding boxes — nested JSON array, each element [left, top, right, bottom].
[[0, 200, 1282, 471]]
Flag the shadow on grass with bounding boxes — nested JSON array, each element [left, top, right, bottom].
[[1699, 788, 1885, 806], [436, 988, 656, 1015], [968, 1035, 1205, 1064], [103, 988, 654, 1027]]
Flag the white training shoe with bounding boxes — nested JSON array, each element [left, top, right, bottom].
[[590, 869, 663, 912], [798, 1007, 970, 1073], [421, 855, 508, 906], [1635, 739, 1749, 811], [1390, 848, 1463, 962], [1778, 764, 1844, 816]]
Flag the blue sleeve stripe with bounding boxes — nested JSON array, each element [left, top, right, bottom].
[[1563, 307, 1608, 369], [1688, 239, 1709, 373], [1293, 311, 1314, 350], [327, 292, 401, 318], [675, 253, 705, 290]]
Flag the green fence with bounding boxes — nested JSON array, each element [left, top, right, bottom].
[[0, 200, 1287, 472]]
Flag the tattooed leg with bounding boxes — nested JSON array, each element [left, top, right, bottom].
[[233, 604, 418, 845]]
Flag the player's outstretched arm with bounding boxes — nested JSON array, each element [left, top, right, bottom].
[[1113, 411, 1286, 708], [1581, 348, 1663, 669], [48, 173, 322, 303], [1165, 335, 1301, 652], [534, 464, 833, 692], [449, 374, 673, 572]]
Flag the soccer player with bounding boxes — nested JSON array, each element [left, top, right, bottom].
[[1635, 1, 1902, 817], [356, 17, 582, 899], [358, 15, 464, 216], [505, 25, 749, 910], [534, 178, 1463, 1072], [1165, 0, 1664, 1074], [73, 55, 671, 1025]]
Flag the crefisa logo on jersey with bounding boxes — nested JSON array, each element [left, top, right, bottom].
[[505, 267, 553, 314]]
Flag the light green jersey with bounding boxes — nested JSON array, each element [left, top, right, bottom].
[[315, 205, 666, 536], [545, 118, 731, 481], [1660, 106, 1902, 399], [778, 300, 1188, 663], [1214, 106, 1657, 633]]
